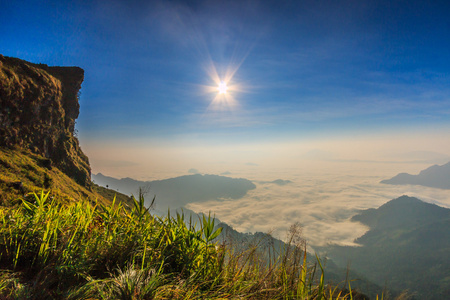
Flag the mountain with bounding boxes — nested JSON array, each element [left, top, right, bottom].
[[0, 55, 90, 186], [0, 55, 131, 205], [381, 162, 450, 189], [321, 196, 450, 299], [256, 179, 292, 185], [92, 173, 256, 209]]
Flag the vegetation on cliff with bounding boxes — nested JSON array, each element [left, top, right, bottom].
[[0, 147, 132, 207], [0, 55, 132, 207], [0, 55, 90, 187]]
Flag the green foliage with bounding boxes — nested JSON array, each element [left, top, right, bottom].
[[0, 191, 354, 299], [0, 147, 133, 207], [43, 172, 53, 188]]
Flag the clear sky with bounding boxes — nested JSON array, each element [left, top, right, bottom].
[[2, 0, 450, 179]]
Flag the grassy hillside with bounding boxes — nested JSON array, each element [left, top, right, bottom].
[[0, 147, 132, 207], [0, 190, 363, 299]]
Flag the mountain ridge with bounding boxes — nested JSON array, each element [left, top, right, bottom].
[[351, 195, 449, 230], [322, 195, 450, 299], [92, 172, 256, 210], [381, 162, 450, 189]]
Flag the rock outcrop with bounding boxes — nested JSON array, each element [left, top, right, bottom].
[[0, 55, 90, 187]]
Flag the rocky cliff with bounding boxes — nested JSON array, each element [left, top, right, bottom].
[[0, 55, 90, 187]]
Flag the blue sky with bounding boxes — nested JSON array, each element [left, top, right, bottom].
[[2, 0, 450, 177]]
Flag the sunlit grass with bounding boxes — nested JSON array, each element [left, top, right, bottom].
[[0, 191, 359, 299], [0, 147, 132, 207]]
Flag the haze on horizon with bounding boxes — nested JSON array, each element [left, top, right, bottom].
[[2, 0, 450, 178]]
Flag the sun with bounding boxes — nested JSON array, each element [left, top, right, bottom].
[[217, 81, 228, 94], [200, 62, 244, 112]]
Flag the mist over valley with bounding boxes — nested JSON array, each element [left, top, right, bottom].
[[92, 159, 450, 298], [93, 159, 450, 248]]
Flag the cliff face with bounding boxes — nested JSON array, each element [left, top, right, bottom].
[[0, 55, 90, 187]]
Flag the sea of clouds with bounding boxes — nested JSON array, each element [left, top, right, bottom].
[[186, 161, 450, 248], [85, 136, 450, 248]]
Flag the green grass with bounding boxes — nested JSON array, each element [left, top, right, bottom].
[[0, 147, 133, 207], [0, 191, 358, 299]]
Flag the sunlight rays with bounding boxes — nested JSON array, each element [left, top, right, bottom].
[[164, 3, 258, 123], [200, 57, 245, 113]]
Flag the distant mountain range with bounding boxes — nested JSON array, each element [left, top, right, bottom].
[[321, 196, 450, 299], [256, 179, 292, 186], [381, 162, 450, 189], [92, 173, 256, 210]]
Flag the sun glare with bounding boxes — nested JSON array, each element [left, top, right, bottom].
[[200, 60, 245, 112], [217, 81, 228, 94]]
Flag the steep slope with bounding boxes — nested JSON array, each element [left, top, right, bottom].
[[381, 162, 450, 189], [323, 196, 450, 299], [0, 55, 89, 186], [0, 55, 131, 205], [0, 147, 131, 206]]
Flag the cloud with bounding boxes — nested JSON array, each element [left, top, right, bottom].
[[90, 159, 139, 168], [381, 151, 450, 165], [186, 161, 450, 248], [188, 168, 200, 174], [301, 149, 336, 161]]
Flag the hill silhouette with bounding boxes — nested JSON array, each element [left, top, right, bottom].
[[381, 162, 450, 189], [92, 173, 256, 209], [322, 196, 450, 299]]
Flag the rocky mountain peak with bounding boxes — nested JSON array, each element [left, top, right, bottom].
[[0, 55, 90, 187]]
